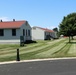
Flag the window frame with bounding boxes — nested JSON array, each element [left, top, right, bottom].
[[0, 29, 4, 36], [12, 29, 16, 36], [28, 30, 30, 36], [26, 29, 27, 36], [23, 29, 25, 36]]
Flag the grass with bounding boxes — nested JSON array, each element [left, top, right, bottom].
[[0, 38, 76, 62]]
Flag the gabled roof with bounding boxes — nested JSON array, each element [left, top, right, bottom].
[[40, 27, 54, 32], [0, 21, 26, 29], [33, 26, 54, 32]]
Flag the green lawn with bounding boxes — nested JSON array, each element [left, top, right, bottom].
[[0, 38, 76, 62]]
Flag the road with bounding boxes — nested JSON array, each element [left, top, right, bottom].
[[0, 59, 76, 75]]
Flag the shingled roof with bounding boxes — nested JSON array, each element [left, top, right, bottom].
[[34, 26, 54, 32], [40, 27, 54, 32], [0, 20, 26, 29]]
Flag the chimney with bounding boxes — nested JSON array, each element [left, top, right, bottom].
[[13, 19, 15, 22], [26, 21, 28, 25], [0, 20, 2, 22]]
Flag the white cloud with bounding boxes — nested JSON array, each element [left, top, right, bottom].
[[0, 17, 11, 21]]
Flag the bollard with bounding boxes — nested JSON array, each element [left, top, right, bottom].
[[16, 48, 20, 61]]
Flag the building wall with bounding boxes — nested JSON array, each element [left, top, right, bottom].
[[44, 31, 57, 39], [32, 27, 58, 40], [44, 31, 50, 39], [50, 32, 55, 38], [0, 28, 20, 44], [50, 32, 57, 38], [20, 22, 32, 41], [32, 27, 44, 40], [54, 32, 58, 38]]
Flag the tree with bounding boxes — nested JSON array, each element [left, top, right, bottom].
[[53, 27, 59, 38], [59, 12, 76, 42], [53, 27, 58, 32]]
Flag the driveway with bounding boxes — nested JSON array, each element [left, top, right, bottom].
[[0, 59, 76, 75]]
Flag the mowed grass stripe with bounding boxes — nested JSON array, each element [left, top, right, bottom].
[[0, 44, 20, 49], [0, 38, 66, 58], [20, 38, 67, 59], [68, 44, 76, 54], [0, 43, 43, 51], [0, 42, 51, 57], [0, 43, 42, 51], [20, 43, 47, 50], [34, 40, 68, 58], [19, 38, 66, 50], [0, 56, 16, 62], [19, 38, 66, 51], [52, 43, 72, 57], [0, 43, 53, 58], [68, 40, 76, 54], [0, 43, 43, 54], [0, 43, 45, 56]]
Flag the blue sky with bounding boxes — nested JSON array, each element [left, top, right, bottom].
[[0, 0, 76, 29]]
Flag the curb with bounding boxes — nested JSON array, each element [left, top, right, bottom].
[[0, 57, 76, 65]]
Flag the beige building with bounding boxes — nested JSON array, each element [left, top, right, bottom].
[[32, 26, 57, 40]]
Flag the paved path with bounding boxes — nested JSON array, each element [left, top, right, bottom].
[[0, 59, 76, 75]]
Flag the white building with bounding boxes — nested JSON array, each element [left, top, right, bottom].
[[32, 26, 57, 40], [0, 20, 31, 44]]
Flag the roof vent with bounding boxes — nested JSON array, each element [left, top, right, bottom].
[[0, 20, 2, 22], [26, 21, 28, 25], [13, 19, 15, 22]]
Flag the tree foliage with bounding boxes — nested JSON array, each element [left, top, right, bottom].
[[53, 27, 58, 32], [53, 27, 59, 38], [59, 12, 76, 42]]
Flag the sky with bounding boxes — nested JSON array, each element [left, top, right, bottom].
[[0, 0, 76, 29]]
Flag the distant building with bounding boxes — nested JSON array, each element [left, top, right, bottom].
[[0, 20, 31, 44], [32, 26, 57, 40]]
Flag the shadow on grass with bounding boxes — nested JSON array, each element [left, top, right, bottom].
[[24, 40, 37, 44], [69, 42, 76, 44], [65, 40, 76, 44], [20, 40, 37, 47]]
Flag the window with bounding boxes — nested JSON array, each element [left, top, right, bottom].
[[28, 30, 30, 36], [0, 29, 4, 36], [23, 29, 25, 36], [12, 29, 16, 36]]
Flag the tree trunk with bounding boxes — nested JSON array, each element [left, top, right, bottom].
[[71, 36, 74, 40]]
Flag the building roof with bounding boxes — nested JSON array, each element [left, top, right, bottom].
[[33, 26, 54, 32], [0, 21, 26, 29], [40, 27, 54, 32]]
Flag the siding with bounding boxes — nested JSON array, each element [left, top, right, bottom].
[[0, 28, 20, 43], [20, 22, 31, 41], [32, 27, 44, 40], [44, 32, 50, 39]]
